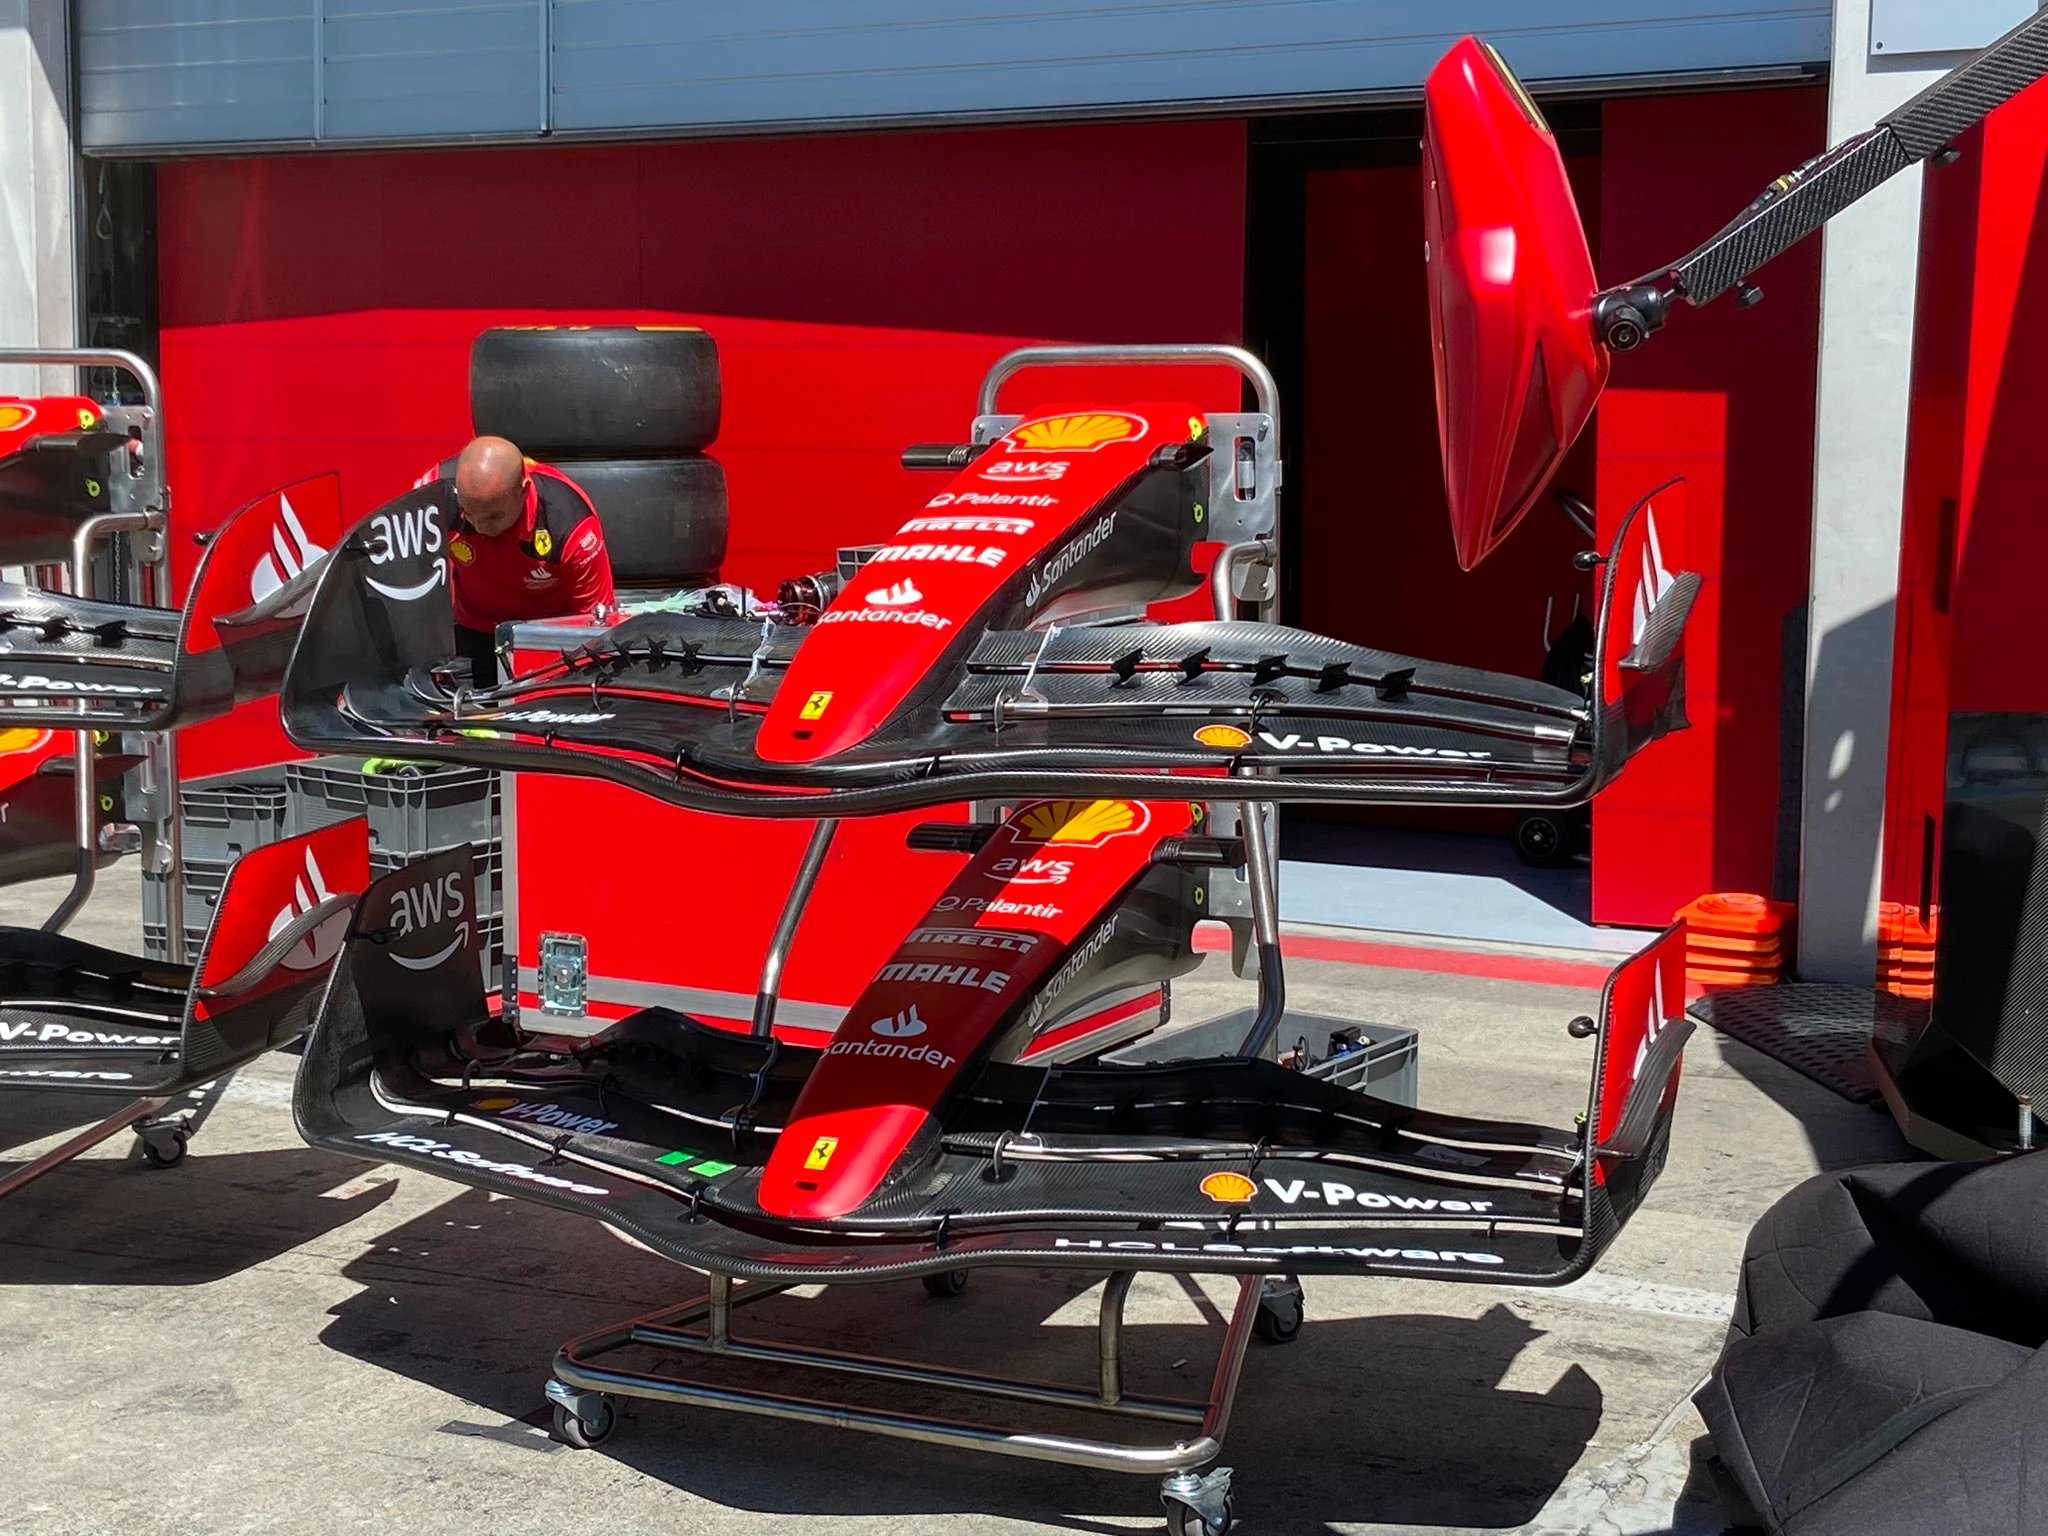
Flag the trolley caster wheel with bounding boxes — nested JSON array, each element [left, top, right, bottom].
[[1161, 1468, 1234, 1536], [138, 1125, 188, 1169], [921, 1268, 970, 1298], [549, 1395, 617, 1449], [1510, 811, 1575, 868], [1164, 1498, 1233, 1536], [1254, 1276, 1303, 1345]]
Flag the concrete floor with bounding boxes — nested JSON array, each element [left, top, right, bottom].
[[0, 863, 1912, 1536]]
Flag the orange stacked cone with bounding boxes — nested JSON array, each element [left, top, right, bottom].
[[1674, 893, 1795, 987], [1877, 902, 1938, 1000]]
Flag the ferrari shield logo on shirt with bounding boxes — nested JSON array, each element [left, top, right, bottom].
[[533, 527, 553, 558], [800, 691, 833, 721]]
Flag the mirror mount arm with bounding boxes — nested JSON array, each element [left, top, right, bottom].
[[1590, 283, 1674, 354]]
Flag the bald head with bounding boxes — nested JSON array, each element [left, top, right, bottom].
[[453, 436, 528, 536]]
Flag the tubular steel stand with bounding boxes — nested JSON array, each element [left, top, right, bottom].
[[0, 1073, 234, 1202], [548, 1270, 1258, 1527]]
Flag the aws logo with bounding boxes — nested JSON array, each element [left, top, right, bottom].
[[1008, 413, 1145, 452], [365, 503, 446, 602], [1011, 799, 1150, 849], [248, 491, 329, 606], [386, 868, 469, 972]]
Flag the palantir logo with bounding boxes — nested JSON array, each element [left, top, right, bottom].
[[866, 578, 922, 608], [269, 846, 345, 971], [1631, 506, 1675, 650], [870, 1004, 927, 1039], [248, 492, 329, 605]]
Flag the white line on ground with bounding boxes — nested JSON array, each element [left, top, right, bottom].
[[1506, 1271, 1734, 1323]]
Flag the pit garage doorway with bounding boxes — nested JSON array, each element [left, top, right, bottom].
[[1246, 86, 1824, 952]]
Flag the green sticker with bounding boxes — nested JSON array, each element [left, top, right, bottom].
[[689, 1160, 737, 1177], [656, 1149, 702, 1167]]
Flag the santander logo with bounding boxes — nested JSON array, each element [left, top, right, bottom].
[[866, 578, 923, 608], [1630, 506, 1675, 650], [268, 846, 345, 971], [870, 1004, 928, 1039], [1630, 955, 1678, 1086], [248, 492, 329, 606]]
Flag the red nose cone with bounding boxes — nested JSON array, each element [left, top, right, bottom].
[[759, 1103, 932, 1221], [1423, 37, 1608, 571]]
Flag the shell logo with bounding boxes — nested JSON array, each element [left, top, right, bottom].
[[1011, 413, 1143, 452], [1200, 1171, 1257, 1204], [1194, 724, 1251, 750], [0, 728, 51, 755], [449, 538, 474, 564], [0, 404, 34, 432], [1013, 798, 1150, 847], [473, 1097, 519, 1111]]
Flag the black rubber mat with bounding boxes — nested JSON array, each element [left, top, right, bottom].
[[1687, 984, 1928, 1105]]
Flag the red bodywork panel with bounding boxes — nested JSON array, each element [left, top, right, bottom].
[[182, 472, 343, 653], [0, 729, 60, 795], [1423, 38, 1607, 571], [759, 795, 1193, 1219], [0, 396, 101, 458], [1590, 923, 1686, 1183], [192, 818, 370, 1015], [757, 406, 1197, 763]]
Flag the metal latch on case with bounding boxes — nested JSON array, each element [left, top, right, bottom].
[[537, 931, 588, 1017]]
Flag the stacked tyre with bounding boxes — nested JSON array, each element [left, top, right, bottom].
[[468, 326, 728, 592]]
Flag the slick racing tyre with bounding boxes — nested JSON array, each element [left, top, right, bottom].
[[470, 326, 721, 455], [567, 456, 728, 588]]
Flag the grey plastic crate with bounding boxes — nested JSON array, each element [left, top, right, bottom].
[[180, 772, 290, 864], [371, 839, 502, 920], [288, 756, 497, 855], [141, 857, 230, 962], [1102, 1008, 1418, 1107]]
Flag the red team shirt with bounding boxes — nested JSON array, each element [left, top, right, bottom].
[[414, 457, 616, 631]]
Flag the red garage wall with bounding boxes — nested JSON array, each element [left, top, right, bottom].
[[155, 119, 1248, 776], [1592, 85, 1826, 926]]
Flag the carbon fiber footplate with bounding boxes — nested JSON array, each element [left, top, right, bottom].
[[1686, 984, 1925, 1104]]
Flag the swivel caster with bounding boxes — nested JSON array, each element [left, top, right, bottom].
[[137, 1123, 189, 1169], [921, 1268, 970, 1298], [1253, 1275, 1303, 1344], [1161, 1467, 1234, 1536], [545, 1384, 617, 1449]]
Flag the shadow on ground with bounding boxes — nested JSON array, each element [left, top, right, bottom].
[[0, 1141, 391, 1286], [321, 1187, 1605, 1533]]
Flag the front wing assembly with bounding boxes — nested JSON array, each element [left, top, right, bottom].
[[292, 850, 1690, 1285], [282, 483, 1695, 817]]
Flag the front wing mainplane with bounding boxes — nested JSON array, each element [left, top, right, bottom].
[[295, 819, 1690, 1285]]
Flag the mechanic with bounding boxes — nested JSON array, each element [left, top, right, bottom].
[[417, 436, 615, 685]]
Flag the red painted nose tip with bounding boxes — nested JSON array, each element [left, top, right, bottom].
[[758, 1103, 932, 1220]]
